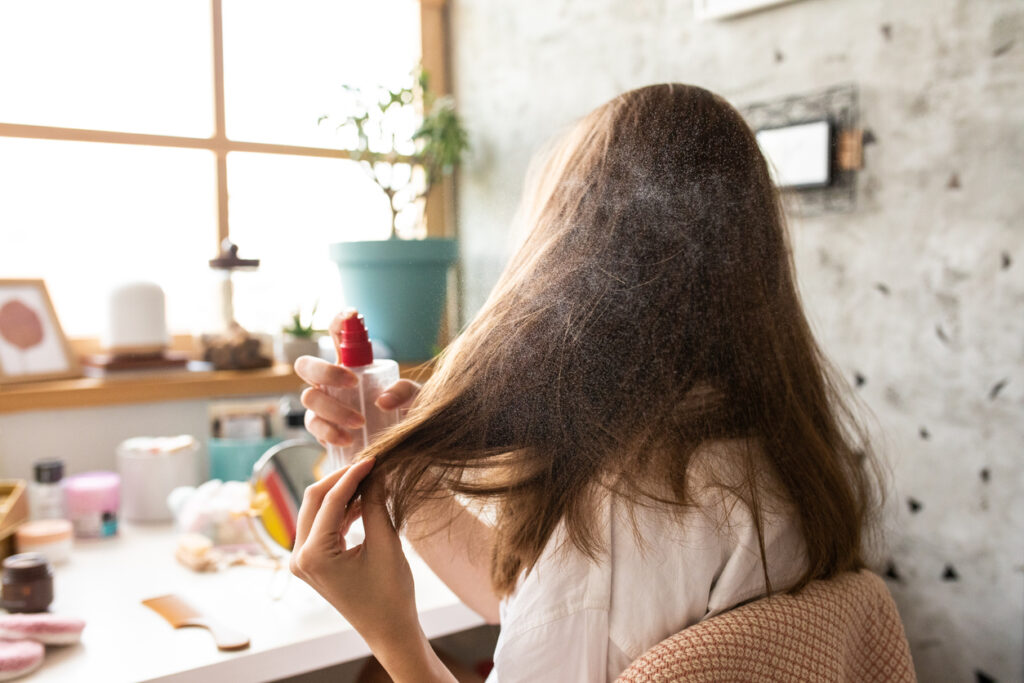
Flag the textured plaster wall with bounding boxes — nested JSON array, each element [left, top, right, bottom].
[[450, 0, 1024, 680]]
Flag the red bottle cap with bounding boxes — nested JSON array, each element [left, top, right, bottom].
[[338, 311, 374, 367]]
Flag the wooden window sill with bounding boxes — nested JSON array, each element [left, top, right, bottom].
[[0, 363, 430, 415]]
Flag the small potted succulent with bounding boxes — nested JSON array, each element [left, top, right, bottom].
[[323, 69, 469, 362], [277, 304, 321, 365]]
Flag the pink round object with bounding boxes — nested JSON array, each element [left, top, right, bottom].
[[0, 640, 43, 679], [0, 300, 44, 351], [0, 613, 86, 645], [63, 471, 120, 517]]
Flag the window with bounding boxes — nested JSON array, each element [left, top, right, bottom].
[[0, 0, 436, 339]]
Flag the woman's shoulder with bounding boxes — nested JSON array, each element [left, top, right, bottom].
[[494, 445, 808, 681], [603, 441, 808, 661], [630, 438, 807, 585], [495, 498, 612, 642]]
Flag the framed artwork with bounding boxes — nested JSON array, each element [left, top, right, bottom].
[[0, 279, 80, 384], [741, 83, 860, 215], [755, 119, 833, 190]]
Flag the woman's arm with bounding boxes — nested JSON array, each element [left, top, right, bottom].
[[366, 626, 460, 683], [403, 493, 501, 624], [290, 460, 458, 683], [369, 376, 501, 623]]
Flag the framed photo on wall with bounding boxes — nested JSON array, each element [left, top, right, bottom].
[[755, 119, 833, 189], [0, 279, 80, 384]]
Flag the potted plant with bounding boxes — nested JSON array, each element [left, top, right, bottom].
[[323, 69, 469, 362], [277, 305, 321, 365]]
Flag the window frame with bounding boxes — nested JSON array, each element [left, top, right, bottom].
[[0, 0, 454, 256]]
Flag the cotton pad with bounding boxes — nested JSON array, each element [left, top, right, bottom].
[[0, 640, 44, 680], [0, 614, 85, 645]]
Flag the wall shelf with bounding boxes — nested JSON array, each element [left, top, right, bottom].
[[0, 363, 431, 415]]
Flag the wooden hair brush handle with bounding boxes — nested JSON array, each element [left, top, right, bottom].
[[178, 616, 250, 651], [142, 594, 250, 652]]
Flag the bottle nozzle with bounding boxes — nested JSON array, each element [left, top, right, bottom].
[[339, 310, 374, 367]]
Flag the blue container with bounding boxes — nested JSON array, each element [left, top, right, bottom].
[[208, 437, 283, 482], [329, 238, 458, 362]]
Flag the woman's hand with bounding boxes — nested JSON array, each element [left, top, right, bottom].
[[290, 459, 456, 682], [290, 458, 415, 639], [294, 312, 420, 448]]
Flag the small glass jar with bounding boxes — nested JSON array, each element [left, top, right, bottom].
[[1, 553, 54, 613]]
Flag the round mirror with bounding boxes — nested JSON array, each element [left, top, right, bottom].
[[250, 439, 327, 551]]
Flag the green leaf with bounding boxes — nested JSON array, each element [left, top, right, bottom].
[[320, 64, 469, 239]]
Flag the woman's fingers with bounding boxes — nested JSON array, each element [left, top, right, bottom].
[[341, 499, 363, 537], [293, 464, 350, 552], [375, 379, 420, 410], [361, 472, 402, 554], [294, 355, 358, 390], [304, 410, 353, 447], [307, 458, 376, 549], [302, 387, 365, 429]]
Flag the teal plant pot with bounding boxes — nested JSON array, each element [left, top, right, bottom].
[[329, 238, 458, 362], [208, 437, 283, 482]]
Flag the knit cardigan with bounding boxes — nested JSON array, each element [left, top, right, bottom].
[[616, 570, 916, 682]]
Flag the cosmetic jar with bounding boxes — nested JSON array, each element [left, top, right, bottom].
[[64, 471, 120, 538], [117, 436, 199, 522], [1, 553, 53, 613], [15, 520, 73, 565]]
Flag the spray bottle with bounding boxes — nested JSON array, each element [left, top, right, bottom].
[[324, 311, 400, 471]]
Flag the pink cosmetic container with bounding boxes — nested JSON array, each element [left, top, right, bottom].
[[63, 472, 120, 539]]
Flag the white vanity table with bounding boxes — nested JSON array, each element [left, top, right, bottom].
[[30, 523, 483, 682]]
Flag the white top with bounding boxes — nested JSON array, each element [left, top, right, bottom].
[[487, 445, 808, 683]]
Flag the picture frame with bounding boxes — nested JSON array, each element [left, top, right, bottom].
[[755, 118, 833, 190], [740, 83, 860, 215], [0, 279, 80, 385]]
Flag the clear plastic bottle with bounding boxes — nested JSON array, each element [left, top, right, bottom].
[[30, 460, 65, 521], [324, 312, 400, 472]]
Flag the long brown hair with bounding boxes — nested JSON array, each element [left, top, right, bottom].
[[361, 83, 879, 596]]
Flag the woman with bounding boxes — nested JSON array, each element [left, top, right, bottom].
[[291, 83, 880, 682]]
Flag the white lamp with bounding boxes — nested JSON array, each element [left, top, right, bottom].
[[101, 281, 169, 355]]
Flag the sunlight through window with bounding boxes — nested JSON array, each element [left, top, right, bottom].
[[0, 0, 423, 338]]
